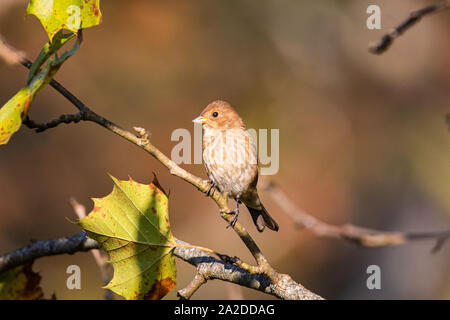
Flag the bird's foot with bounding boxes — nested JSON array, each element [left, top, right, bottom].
[[226, 199, 241, 229], [205, 181, 218, 197], [226, 210, 239, 229]]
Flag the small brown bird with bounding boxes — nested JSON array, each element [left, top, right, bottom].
[[193, 100, 279, 232]]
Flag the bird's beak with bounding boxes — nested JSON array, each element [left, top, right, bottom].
[[192, 115, 208, 124]]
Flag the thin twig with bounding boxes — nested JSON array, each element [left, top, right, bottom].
[[177, 271, 207, 300], [217, 253, 266, 275], [369, 0, 450, 54], [23, 112, 85, 132], [0, 34, 25, 65], [262, 179, 450, 251]]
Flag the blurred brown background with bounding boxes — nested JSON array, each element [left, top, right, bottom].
[[0, 0, 449, 299]]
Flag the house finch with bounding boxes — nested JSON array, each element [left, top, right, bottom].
[[192, 100, 279, 232]]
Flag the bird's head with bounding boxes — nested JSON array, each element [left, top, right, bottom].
[[193, 100, 245, 130]]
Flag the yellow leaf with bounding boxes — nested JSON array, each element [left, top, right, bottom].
[[78, 175, 176, 300]]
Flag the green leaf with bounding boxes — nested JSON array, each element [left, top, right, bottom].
[[0, 262, 44, 300], [0, 31, 80, 145], [28, 30, 76, 84], [27, 0, 102, 41], [78, 175, 177, 300]]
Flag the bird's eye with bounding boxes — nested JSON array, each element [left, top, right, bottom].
[[212, 112, 219, 118]]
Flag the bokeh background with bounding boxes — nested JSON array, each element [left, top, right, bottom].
[[0, 0, 449, 299]]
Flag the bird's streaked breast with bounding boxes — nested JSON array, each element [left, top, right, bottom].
[[202, 128, 257, 196]]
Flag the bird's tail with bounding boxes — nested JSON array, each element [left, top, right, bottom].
[[246, 204, 279, 232]]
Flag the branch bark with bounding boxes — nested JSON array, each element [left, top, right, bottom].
[[369, 0, 450, 54], [0, 232, 99, 273], [0, 232, 323, 300]]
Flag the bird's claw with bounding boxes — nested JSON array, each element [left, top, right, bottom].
[[225, 198, 241, 229], [205, 181, 217, 197], [226, 204, 240, 229]]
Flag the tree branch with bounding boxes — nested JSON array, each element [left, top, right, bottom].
[[369, 0, 450, 54], [262, 179, 450, 252], [0, 232, 99, 273], [177, 270, 207, 300], [0, 233, 323, 300], [23, 112, 85, 132], [175, 238, 322, 300]]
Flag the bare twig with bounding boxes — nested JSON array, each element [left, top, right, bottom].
[[177, 271, 207, 300], [23, 112, 85, 132], [369, 0, 450, 54], [0, 35, 25, 65], [262, 180, 450, 251], [69, 198, 114, 300], [0, 233, 323, 300]]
